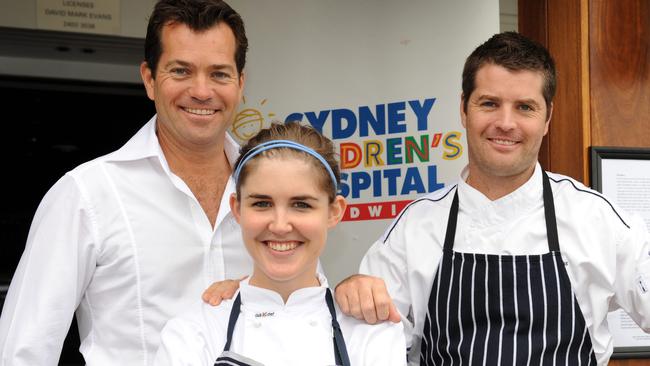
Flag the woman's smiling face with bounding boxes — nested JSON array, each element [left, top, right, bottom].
[[230, 154, 344, 295]]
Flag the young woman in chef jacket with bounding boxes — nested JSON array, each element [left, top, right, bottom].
[[154, 122, 406, 366]]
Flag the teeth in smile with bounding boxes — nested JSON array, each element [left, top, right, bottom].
[[492, 139, 516, 145], [267, 241, 299, 252], [184, 108, 216, 115]]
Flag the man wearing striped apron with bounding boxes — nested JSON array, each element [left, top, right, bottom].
[[335, 32, 650, 365]]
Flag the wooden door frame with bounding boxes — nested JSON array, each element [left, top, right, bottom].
[[518, 0, 591, 185]]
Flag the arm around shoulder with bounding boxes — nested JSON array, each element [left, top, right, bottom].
[[358, 216, 412, 325], [356, 198, 447, 356], [335, 273, 400, 324]]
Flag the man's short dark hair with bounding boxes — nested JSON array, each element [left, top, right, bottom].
[[144, 0, 248, 77], [461, 32, 556, 117]]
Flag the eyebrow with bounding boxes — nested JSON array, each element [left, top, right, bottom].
[[474, 94, 499, 101], [210, 63, 236, 71], [246, 193, 319, 201], [163, 60, 191, 69], [163, 60, 236, 71], [474, 94, 542, 107], [291, 195, 319, 201], [246, 194, 271, 199]]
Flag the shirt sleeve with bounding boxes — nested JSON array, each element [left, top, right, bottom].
[[0, 174, 98, 366], [359, 199, 446, 366], [154, 317, 215, 366], [359, 215, 415, 347], [612, 213, 650, 330], [341, 313, 407, 366]]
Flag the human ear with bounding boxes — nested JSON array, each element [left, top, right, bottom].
[[460, 93, 468, 128], [544, 102, 553, 136], [140, 62, 155, 101], [238, 71, 246, 89], [229, 193, 241, 223], [327, 195, 347, 228]]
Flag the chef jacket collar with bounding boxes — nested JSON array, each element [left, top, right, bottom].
[[239, 273, 330, 312], [458, 163, 545, 228]]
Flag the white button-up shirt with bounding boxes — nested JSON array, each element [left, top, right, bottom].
[[155, 274, 406, 366], [361, 164, 650, 365], [0, 116, 252, 366]]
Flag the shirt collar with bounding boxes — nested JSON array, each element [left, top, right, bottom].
[[105, 114, 241, 169], [104, 115, 159, 162], [239, 273, 330, 311]]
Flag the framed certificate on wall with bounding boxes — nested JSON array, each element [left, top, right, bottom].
[[591, 146, 650, 358]]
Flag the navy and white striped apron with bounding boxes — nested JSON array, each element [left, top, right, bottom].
[[214, 288, 351, 366], [419, 171, 597, 365]]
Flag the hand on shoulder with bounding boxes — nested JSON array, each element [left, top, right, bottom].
[[335, 274, 401, 324], [202, 276, 247, 306]]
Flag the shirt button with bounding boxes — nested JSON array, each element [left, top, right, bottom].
[[309, 320, 318, 327], [253, 321, 262, 328]]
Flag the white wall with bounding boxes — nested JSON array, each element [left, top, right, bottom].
[[234, 0, 499, 284], [499, 0, 518, 32]]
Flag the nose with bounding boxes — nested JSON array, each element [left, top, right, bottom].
[[188, 75, 212, 103], [268, 208, 292, 235], [494, 106, 517, 131]]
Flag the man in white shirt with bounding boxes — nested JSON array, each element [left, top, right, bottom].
[[335, 32, 650, 365], [0, 1, 252, 365]]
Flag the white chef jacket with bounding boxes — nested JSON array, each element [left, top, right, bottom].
[[0, 115, 253, 366], [360, 163, 650, 366], [155, 274, 406, 366]]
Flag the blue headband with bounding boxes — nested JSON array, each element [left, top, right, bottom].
[[233, 139, 339, 190]]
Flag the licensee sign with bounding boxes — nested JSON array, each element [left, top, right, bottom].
[[37, 0, 120, 35]]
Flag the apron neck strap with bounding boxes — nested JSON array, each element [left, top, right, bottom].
[[443, 170, 560, 252], [325, 289, 351, 366], [223, 293, 242, 352], [442, 189, 460, 251], [541, 170, 560, 252]]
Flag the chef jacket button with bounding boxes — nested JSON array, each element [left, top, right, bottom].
[[253, 321, 261, 328], [309, 320, 318, 327]]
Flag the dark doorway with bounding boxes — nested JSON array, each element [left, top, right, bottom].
[[0, 75, 155, 364]]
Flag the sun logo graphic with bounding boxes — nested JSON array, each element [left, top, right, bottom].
[[230, 97, 276, 143]]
